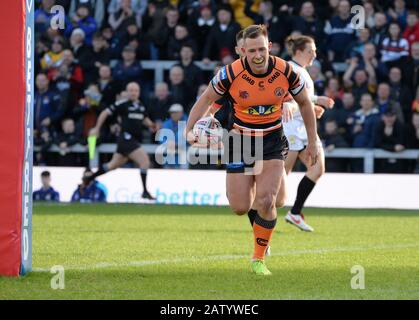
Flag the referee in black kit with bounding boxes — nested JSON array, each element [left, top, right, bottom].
[[89, 82, 157, 200]]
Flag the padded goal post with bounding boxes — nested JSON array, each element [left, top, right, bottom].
[[0, 0, 33, 276]]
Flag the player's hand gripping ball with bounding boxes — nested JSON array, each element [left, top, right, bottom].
[[193, 116, 223, 146]]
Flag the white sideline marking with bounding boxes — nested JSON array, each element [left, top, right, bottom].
[[32, 243, 419, 273]]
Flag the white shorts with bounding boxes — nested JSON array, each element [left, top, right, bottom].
[[283, 118, 321, 152]]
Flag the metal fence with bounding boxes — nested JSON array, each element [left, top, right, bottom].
[[35, 143, 419, 174]]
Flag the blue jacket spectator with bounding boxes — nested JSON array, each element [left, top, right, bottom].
[[71, 168, 107, 202], [34, 73, 63, 131], [112, 45, 143, 87], [323, 0, 356, 62], [349, 93, 381, 148], [35, 0, 55, 34], [33, 171, 60, 202], [71, 181, 107, 202], [158, 104, 188, 169], [65, 5, 98, 45]]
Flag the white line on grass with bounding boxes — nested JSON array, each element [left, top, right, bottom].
[[32, 242, 419, 273]]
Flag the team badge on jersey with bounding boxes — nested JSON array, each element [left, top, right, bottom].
[[239, 90, 249, 99], [274, 87, 285, 97]]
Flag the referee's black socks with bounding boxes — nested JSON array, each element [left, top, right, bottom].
[[90, 164, 109, 180], [140, 168, 149, 193], [291, 175, 316, 215]]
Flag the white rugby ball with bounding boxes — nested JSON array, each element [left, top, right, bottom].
[[193, 116, 223, 145]]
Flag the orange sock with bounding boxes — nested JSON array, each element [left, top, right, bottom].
[[252, 214, 277, 260]]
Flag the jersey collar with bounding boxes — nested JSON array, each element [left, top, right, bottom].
[[243, 56, 274, 78]]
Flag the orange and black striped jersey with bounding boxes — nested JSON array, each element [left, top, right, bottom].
[[211, 56, 305, 134]]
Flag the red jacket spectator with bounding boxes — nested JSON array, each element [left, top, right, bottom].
[[403, 12, 419, 54]]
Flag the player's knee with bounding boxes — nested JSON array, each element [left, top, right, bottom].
[[230, 204, 251, 216], [255, 193, 275, 213], [275, 196, 286, 209]]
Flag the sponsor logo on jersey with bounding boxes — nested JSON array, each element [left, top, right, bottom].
[[268, 71, 281, 83], [241, 74, 255, 85], [128, 113, 144, 120], [244, 105, 279, 116]]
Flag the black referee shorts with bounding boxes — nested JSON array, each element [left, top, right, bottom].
[[226, 128, 289, 173], [116, 132, 142, 156]]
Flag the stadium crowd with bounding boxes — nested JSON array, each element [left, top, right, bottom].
[[34, 0, 419, 173]]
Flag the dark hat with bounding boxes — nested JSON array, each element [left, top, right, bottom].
[[123, 45, 136, 53], [383, 108, 396, 116]]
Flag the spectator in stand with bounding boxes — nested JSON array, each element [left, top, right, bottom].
[[51, 49, 85, 114], [65, 4, 98, 45], [71, 169, 107, 202], [202, 5, 241, 63], [167, 24, 198, 60], [97, 64, 120, 108], [118, 20, 151, 60], [108, 0, 139, 36], [307, 59, 326, 95], [91, 32, 111, 82], [380, 22, 410, 68], [244, 0, 287, 44], [291, 1, 325, 46], [175, 44, 204, 97], [322, 118, 349, 172], [343, 63, 376, 102], [324, 77, 344, 107], [112, 45, 143, 88], [147, 82, 173, 133], [69, 28, 95, 83], [371, 12, 388, 48], [406, 111, 419, 148], [403, 11, 419, 52], [404, 41, 419, 90], [387, 0, 408, 30], [388, 66, 414, 120], [34, 73, 64, 133], [374, 108, 406, 173], [348, 92, 380, 149], [188, 4, 216, 59], [40, 37, 65, 74], [69, 0, 105, 29], [323, 0, 356, 62], [150, 5, 180, 59], [376, 82, 405, 123], [348, 93, 381, 172], [35, 0, 56, 34], [73, 84, 103, 137], [345, 28, 371, 60], [336, 92, 358, 144], [168, 65, 194, 113], [364, 1, 376, 29], [55, 118, 84, 166], [33, 171, 60, 202], [406, 111, 419, 172], [158, 103, 188, 169]]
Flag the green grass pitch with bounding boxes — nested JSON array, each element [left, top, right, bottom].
[[1, 203, 418, 299]]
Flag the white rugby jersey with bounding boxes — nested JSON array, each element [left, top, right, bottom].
[[288, 60, 315, 121]]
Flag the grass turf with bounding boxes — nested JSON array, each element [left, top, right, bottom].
[[0, 203, 418, 299]]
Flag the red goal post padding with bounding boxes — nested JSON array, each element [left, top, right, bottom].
[[0, 0, 33, 276]]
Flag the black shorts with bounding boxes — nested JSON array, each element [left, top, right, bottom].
[[116, 132, 141, 156], [226, 128, 289, 173]]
